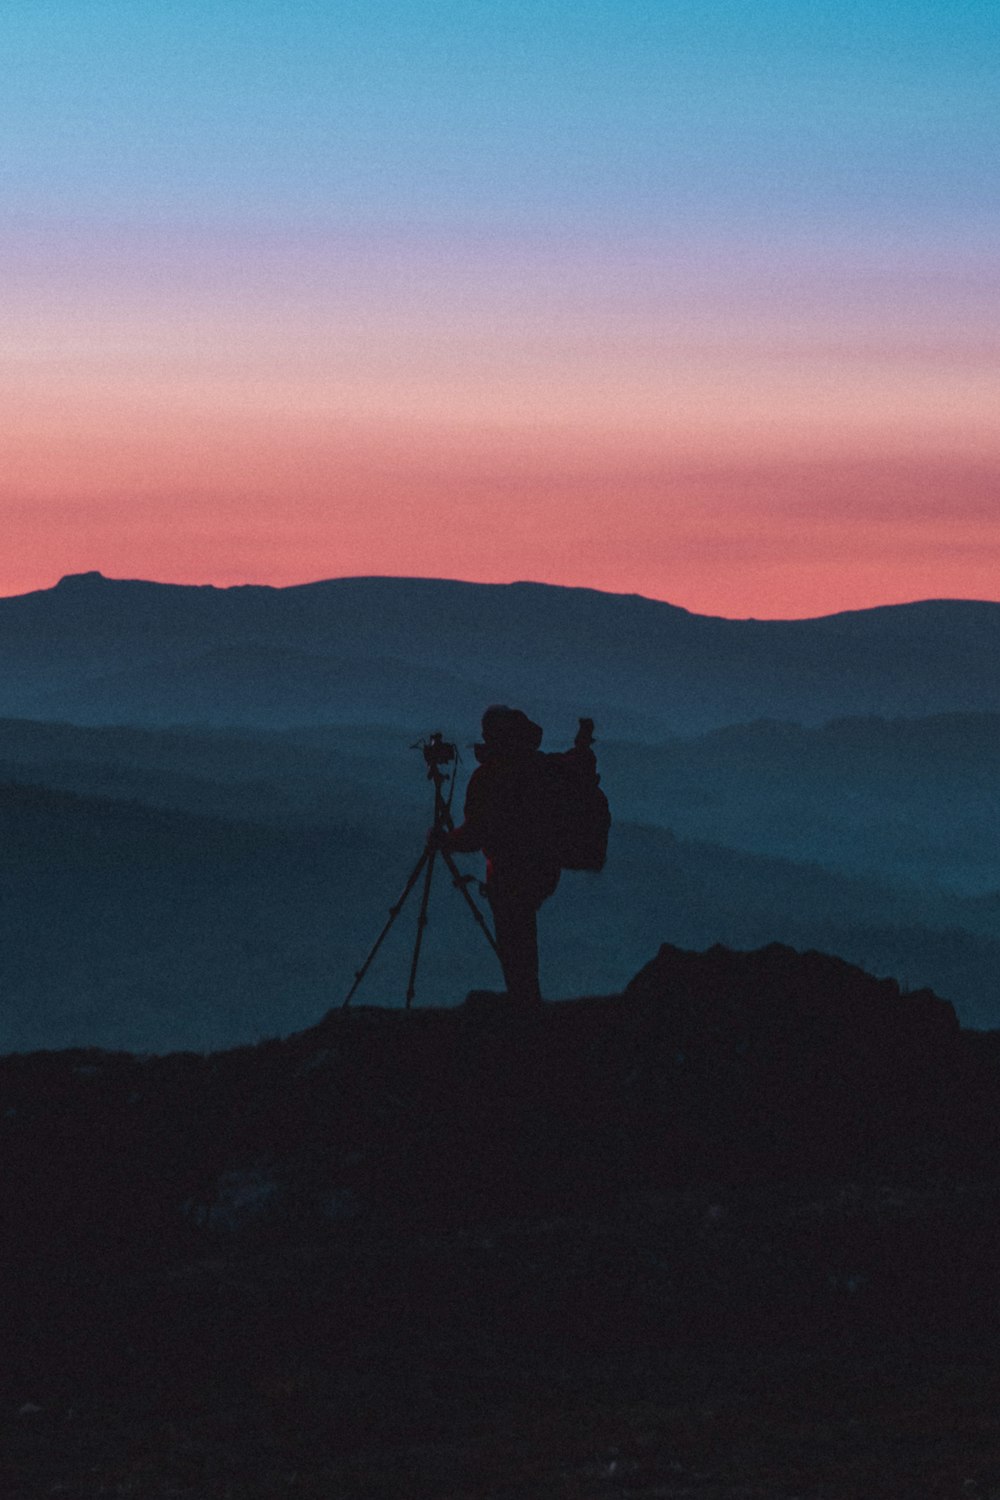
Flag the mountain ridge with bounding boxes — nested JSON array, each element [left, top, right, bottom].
[[31, 569, 1000, 624], [3, 573, 1000, 733]]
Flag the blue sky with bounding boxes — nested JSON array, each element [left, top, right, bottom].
[[3, 0, 998, 614], [5, 0, 996, 233]]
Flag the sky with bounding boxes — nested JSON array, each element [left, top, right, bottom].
[[3, 0, 998, 617]]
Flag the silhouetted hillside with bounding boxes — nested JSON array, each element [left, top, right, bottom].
[[15, 642, 487, 731], [1, 711, 997, 900], [0, 945, 983, 1237], [0, 781, 414, 1052], [600, 712, 1000, 893], [4, 777, 1000, 1052], [5, 947, 1000, 1496], [3, 572, 1000, 732], [0, 716, 414, 829]]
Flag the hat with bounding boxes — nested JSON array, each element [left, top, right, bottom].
[[481, 704, 543, 751]]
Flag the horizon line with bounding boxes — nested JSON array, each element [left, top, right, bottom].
[[3, 568, 998, 625]]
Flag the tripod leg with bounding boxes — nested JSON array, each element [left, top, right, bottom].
[[406, 846, 438, 1009], [440, 848, 500, 958], [342, 847, 430, 1007]]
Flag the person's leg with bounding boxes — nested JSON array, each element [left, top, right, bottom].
[[489, 892, 542, 1006]]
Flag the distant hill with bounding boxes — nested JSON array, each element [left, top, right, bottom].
[[0, 709, 996, 899], [4, 776, 1000, 1052], [599, 712, 1000, 894], [2, 572, 999, 733], [0, 716, 419, 829]]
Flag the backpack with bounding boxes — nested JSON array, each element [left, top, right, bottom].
[[542, 722, 611, 872]]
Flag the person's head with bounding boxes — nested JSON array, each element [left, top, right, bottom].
[[479, 704, 543, 756]]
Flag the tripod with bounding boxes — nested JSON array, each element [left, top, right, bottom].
[[342, 737, 499, 1008]]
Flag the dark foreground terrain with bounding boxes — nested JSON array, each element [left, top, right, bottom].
[[5, 943, 1000, 1498]]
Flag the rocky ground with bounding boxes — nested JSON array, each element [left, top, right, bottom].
[[3, 944, 1000, 1498]]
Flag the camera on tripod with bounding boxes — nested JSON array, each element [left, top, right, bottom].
[[344, 727, 498, 1009], [414, 731, 456, 771]]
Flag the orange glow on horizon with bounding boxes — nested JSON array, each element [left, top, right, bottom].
[[4, 425, 997, 619], [5, 228, 998, 620]]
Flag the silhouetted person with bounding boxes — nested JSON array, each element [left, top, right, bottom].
[[443, 705, 561, 1007]]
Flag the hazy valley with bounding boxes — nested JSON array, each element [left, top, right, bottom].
[[0, 574, 999, 1049]]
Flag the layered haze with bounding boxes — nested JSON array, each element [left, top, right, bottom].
[[1, 574, 999, 1050]]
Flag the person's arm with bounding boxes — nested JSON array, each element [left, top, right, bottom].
[[445, 766, 488, 852]]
